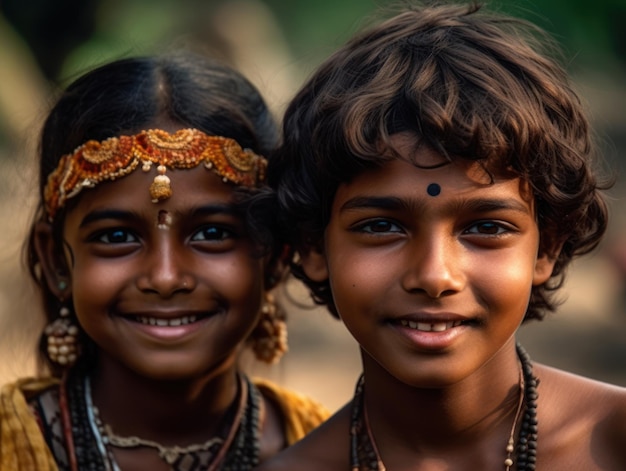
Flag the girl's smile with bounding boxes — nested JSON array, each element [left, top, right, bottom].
[[61, 163, 266, 381], [303, 133, 556, 387]]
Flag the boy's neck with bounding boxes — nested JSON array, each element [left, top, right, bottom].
[[359, 341, 521, 448]]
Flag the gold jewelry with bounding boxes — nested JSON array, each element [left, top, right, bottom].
[[250, 292, 288, 364], [101, 422, 224, 466], [44, 128, 267, 221], [86, 374, 262, 471], [504, 365, 525, 470], [45, 306, 80, 367]]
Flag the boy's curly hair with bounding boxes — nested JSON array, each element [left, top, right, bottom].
[[269, 2, 609, 321]]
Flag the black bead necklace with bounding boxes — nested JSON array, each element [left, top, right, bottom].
[[349, 343, 539, 471]]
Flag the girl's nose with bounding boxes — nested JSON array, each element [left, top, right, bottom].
[[136, 241, 196, 297]]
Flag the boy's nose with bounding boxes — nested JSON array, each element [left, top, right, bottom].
[[400, 236, 465, 298], [136, 241, 196, 297]]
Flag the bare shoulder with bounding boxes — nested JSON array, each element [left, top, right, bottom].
[[256, 403, 352, 471], [534, 364, 626, 469]]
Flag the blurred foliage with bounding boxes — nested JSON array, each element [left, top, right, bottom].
[[0, 0, 625, 149], [2, 0, 625, 82]]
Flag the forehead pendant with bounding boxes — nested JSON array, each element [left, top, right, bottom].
[[157, 210, 172, 230], [427, 183, 441, 197]]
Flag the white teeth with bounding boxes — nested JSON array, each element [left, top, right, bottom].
[[136, 316, 197, 326], [400, 320, 463, 332]]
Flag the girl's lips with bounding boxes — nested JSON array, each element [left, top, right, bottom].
[[132, 314, 200, 326], [119, 312, 217, 341]]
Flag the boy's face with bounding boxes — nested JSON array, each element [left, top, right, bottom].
[[302, 133, 556, 387]]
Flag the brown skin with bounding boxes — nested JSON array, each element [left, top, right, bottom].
[[257, 134, 626, 470], [35, 139, 286, 469]]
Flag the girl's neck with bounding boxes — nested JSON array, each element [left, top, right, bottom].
[[88, 357, 241, 443]]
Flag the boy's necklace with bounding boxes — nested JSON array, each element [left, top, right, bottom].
[[349, 343, 539, 471]]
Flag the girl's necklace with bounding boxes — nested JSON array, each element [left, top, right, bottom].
[[349, 343, 539, 471], [85, 376, 253, 471], [59, 367, 263, 471]]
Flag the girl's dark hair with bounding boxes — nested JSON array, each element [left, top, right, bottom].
[[269, 2, 609, 321], [27, 52, 279, 374]]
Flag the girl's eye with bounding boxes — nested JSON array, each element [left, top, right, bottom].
[[465, 221, 508, 235], [192, 225, 234, 241], [355, 219, 403, 234], [97, 229, 137, 244]]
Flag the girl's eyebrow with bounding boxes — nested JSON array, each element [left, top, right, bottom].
[[79, 204, 239, 228], [339, 196, 531, 214], [190, 203, 238, 218], [79, 209, 137, 228]]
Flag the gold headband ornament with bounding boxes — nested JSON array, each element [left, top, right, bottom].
[[44, 128, 267, 221]]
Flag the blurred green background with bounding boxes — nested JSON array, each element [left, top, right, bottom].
[[0, 0, 625, 408]]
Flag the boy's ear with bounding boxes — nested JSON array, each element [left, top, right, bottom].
[[33, 221, 71, 299], [299, 242, 329, 283], [532, 252, 559, 286]]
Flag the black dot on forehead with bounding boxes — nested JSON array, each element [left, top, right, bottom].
[[427, 183, 441, 197]]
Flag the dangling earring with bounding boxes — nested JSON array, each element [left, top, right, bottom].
[[45, 281, 80, 367], [250, 292, 288, 364]]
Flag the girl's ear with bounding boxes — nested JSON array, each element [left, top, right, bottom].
[[299, 243, 329, 283], [264, 246, 289, 291], [33, 221, 71, 299]]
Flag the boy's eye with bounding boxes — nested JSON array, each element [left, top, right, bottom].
[[97, 229, 137, 244], [464, 221, 508, 235], [191, 225, 234, 241], [355, 219, 403, 234]]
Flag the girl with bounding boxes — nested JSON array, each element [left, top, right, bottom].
[[261, 3, 626, 470], [0, 52, 328, 470]]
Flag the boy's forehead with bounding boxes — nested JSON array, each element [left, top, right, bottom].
[[384, 132, 521, 184]]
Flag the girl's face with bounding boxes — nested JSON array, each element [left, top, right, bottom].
[[302, 133, 556, 388], [59, 163, 266, 381]]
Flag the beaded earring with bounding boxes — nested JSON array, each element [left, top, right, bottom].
[[45, 281, 80, 367], [250, 293, 288, 364]]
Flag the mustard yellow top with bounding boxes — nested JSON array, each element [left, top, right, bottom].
[[0, 376, 329, 470]]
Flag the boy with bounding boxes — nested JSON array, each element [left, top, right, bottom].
[[262, 2, 626, 470]]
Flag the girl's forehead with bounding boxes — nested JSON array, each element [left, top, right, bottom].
[[65, 166, 238, 221]]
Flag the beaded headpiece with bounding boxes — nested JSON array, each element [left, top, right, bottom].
[[43, 128, 267, 221]]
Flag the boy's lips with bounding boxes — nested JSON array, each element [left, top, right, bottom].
[[388, 312, 477, 337], [397, 319, 464, 332]]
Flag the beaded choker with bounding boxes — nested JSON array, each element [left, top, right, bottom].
[[44, 128, 267, 221], [51, 368, 263, 471], [349, 343, 539, 470]]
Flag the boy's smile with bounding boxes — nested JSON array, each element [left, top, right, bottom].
[[61, 164, 266, 381], [303, 133, 556, 387]]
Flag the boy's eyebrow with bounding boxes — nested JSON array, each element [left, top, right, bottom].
[[339, 196, 407, 213], [79, 204, 238, 227], [339, 196, 532, 214]]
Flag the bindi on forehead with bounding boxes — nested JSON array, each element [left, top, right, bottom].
[[157, 210, 173, 230], [427, 183, 441, 197]]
